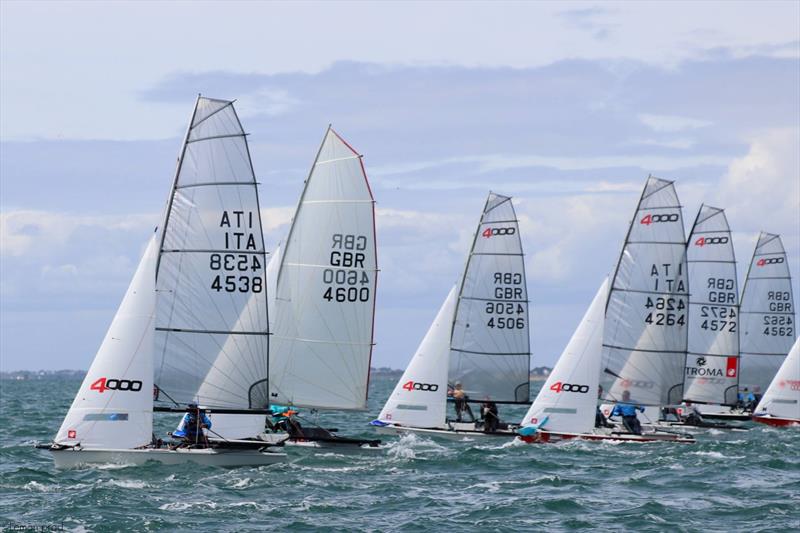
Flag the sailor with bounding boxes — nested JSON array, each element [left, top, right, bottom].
[[681, 401, 705, 426], [173, 403, 212, 446], [737, 388, 757, 411], [595, 385, 613, 428], [451, 382, 475, 423], [481, 398, 499, 433], [610, 390, 645, 435], [268, 404, 301, 434]]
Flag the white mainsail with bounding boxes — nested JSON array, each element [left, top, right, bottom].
[[600, 176, 688, 406], [520, 278, 608, 435], [739, 232, 796, 395], [754, 338, 800, 421], [269, 127, 377, 410], [153, 96, 270, 410], [449, 193, 530, 403], [55, 236, 158, 448], [377, 287, 458, 427], [683, 205, 740, 405]]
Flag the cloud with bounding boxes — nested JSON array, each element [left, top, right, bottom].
[[558, 7, 616, 40], [638, 113, 713, 133]]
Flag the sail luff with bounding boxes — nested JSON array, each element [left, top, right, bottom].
[[155, 94, 201, 281]]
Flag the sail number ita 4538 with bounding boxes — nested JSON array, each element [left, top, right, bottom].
[[323, 233, 371, 303], [210, 210, 263, 293]]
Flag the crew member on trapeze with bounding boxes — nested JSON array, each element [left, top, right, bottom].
[[610, 390, 645, 435], [451, 382, 475, 423], [173, 403, 212, 447]]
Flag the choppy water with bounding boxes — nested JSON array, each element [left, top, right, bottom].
[[1, 377, 798, 532]]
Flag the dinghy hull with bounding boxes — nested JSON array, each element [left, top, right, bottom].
[[49, 447, 286, 468], [752, 415, 800, 427], [374, 423, 517, 441], [518, 430, 695, 444]]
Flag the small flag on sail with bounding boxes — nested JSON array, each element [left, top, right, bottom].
[[726, 357, 738, 378]]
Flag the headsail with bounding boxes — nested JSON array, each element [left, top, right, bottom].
[[739, 232, 796, 395], [600, 176, 688, 406], [683, 206, 739, 405], [520, 278, 608, 434], [448, 193, 530, 404], [377, 287, 458, 427], [55, 236, 158, 448], [153, 96, 270, 410], [269, 127, 377, 410], [754, 338, 800, 420]]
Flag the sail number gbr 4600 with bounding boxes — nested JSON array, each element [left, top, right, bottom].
[[323, 233, 372, 303], [210, 210, 263, 293]]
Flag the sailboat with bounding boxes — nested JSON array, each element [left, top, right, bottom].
[[701, 232, 796, 421], [262, 126, 381, 449], [753, 338, 800, 426], [42, 96, 286, 467], [373, 193, 530, 440], [518, 176, 695, 444]]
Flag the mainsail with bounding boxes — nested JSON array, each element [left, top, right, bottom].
[[739, 232, 796, 395], [269, 127, 377, 410], [449, 193, 530, 403], [600, 176, 688, 406], [683, 205, 739, 405], [520, 278, 608, 435], [55, 236, 158, 448], [153, 96, 270, 410], [755, 338, 800, 420]]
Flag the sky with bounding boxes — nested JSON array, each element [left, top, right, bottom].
[[1, 1, 799, 372]]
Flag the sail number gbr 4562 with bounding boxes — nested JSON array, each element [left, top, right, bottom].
[[323, 233, 372, 303], [210, 210, 263, 293]]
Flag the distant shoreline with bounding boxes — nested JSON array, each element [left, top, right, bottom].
[[1, 367, 553, 381]]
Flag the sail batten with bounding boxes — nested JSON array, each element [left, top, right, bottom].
[[153, 96, 270, 410]]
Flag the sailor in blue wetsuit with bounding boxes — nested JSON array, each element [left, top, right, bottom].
[[173, 403, 212, 446], [737, 388, 757, 411], [611, 390, 645, 435]]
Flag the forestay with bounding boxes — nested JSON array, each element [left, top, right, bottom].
[[377, 287, 458, 428], [521, 279, 608, 435], [449, 193, 530, 404], [269, 128, 377, 410], [153, 97, 270, 410], [683, 206, 739, 405], [55, 236, 158, 449], [739, 232, 796, 395], [755, 338, 800, 420], [601, 176, 688, 406]]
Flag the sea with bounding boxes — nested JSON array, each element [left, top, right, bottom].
[[1, 376, 798, 532]]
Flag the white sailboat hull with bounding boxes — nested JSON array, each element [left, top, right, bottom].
[[50, 447, 286, 468], [373, 423, 517, 441], [519, 428, 696, 444]]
